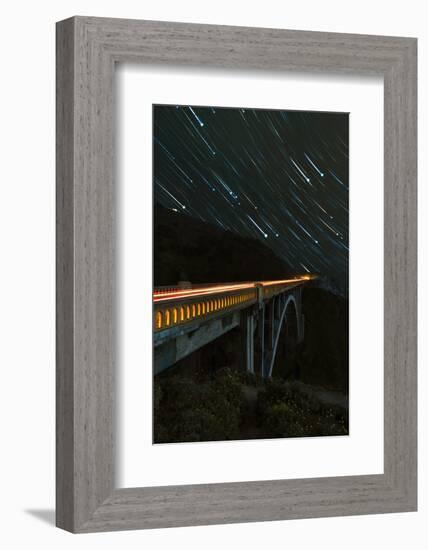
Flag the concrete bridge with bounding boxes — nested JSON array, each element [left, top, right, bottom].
[[153, 275, 316, 378]]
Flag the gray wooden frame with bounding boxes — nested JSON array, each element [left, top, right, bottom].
[[56, 16, 417, 533]]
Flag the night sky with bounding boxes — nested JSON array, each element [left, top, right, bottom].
[[153, 105, 349, 289]]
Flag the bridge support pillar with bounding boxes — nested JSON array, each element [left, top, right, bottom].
[[299, 313, 305, 343], [276, 295, 281, 320], [267, 299, 275, 350], [259, 305, 265, 377], [242, 312, 254, 373], [295, 287, 304, 344]]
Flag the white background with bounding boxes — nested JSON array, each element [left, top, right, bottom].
[[0, 1, 425, 549], [118, 67, 383, 487]]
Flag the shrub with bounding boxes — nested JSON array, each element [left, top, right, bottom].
[[154, 368, 245, 443], [257, 379, 348, 438]]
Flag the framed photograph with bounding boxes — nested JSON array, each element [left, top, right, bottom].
[[151, 104, 349, 445], [56, 17, 417, 532]]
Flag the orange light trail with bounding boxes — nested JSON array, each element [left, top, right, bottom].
[[153, 276, 313, 303], [259, 276, 311, 287], [153, 282, 255, 303]]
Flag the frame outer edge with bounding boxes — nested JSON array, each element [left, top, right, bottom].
[[73, 15, 116, 531], [56, 16, 76, 532], [383, 39, 417, 510], [395, 38, 417, 508], [56, 16, 418, 532]]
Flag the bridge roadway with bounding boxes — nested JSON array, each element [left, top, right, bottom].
[[153, 275, 315, 377]]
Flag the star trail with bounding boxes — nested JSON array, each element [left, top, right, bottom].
[[153, 105, 349, 290]]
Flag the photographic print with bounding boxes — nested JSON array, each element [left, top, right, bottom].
[[153, 104, 349, 444]]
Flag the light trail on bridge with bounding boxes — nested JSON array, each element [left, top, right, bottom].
[[153, 282, 255, 303], [153, 275, 313, 303], [261, 276, 312, 287]]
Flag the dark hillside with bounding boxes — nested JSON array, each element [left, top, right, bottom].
[[272, 287, 348, 393], [154, 203, 294, 285]]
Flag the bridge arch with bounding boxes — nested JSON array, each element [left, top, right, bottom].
[[266, 293, 301, 378]]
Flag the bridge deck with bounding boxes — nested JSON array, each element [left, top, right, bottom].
[[153, 276, 314, 335]]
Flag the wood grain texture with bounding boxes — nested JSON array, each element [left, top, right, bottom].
[[56, 16, 417, 533], [56, 18, 75, 532]]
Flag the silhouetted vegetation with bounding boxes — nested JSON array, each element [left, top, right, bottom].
[[257, 379, 348, 438], [154, 368, 348, 443], [154, 368, 245, 443]]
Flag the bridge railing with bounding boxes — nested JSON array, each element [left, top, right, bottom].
[[153, 275, 316, 332], [154, 287, 258, 332]]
